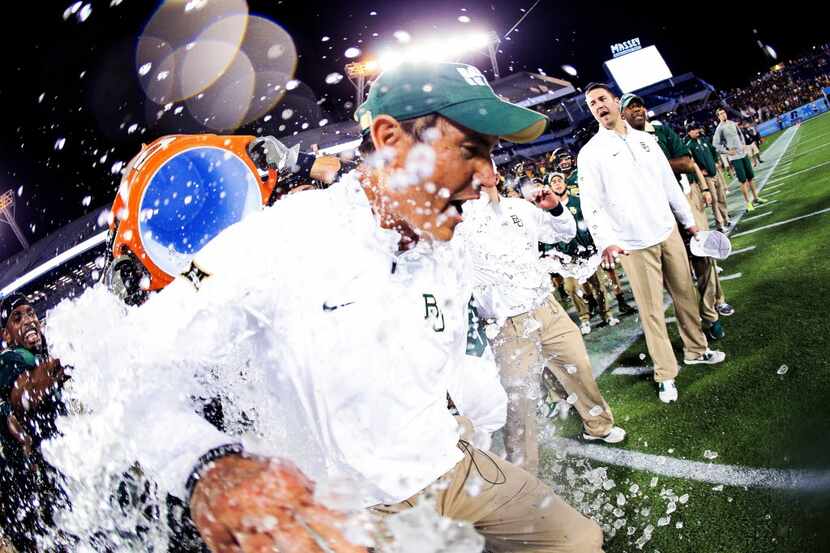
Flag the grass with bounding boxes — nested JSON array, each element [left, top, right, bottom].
[[538, 112, 830, 553]]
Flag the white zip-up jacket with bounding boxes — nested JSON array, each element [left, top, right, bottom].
[[577, 123, 696, 252], [44, 173, 507, 509], [455, 194, 575, 323]]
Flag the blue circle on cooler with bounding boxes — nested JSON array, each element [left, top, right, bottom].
[[138, 146, 261, 276]]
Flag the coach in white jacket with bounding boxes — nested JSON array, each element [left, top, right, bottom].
[[46, 63, 604, 553], [577, 83, 725, 404], [457, 184, 625, 475]]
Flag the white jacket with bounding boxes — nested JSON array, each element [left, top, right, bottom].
[[455, 195, 576, 322], [577, 123, 696, 252], [44, 173, 507, 509]]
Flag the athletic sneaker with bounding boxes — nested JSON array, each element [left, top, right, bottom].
[[705, 320, 725, 340], [605, 316, 620, 327], [754, 197, 768, 205], [717, 303, 735, 316], [580, 321, 592, 335], [658, 380, 678, 403], [582, 426, 626, 444], [684, 349, 726, 365], [745, 202, 755, 212]]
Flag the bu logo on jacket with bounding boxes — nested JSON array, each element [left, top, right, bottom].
[[422, 293, 446, 332], [640, 140, 651, 152]]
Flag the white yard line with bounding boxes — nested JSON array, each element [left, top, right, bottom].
[[763, 159, 830, 181], [720, 273, 743, 281], [729, 245, 756, 255], [764, 190, 781, 197], [731, 208, 830, 238], [544, 437, 830, 491], [610, 366, 653, 376], [742, 211, 772, 222]]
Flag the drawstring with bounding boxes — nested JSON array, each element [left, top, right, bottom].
[[458, 440, 506, 486]]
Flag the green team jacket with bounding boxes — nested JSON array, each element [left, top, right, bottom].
[[685, 137, 718, 177]]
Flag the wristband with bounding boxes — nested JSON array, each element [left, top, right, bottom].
[[292, 152, 317, 179], [549, 203, 564, 216], [185, 443, 244, 502]]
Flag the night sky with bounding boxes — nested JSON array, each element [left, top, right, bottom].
[[0, 0, 826, 261]]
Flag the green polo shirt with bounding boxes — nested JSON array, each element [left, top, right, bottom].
[[646, 121, 690, 161], [564, 169, 579, 196], [685, 137, 718, 176]]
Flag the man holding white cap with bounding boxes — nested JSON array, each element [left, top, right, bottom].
[[578, 84, 725, 404]]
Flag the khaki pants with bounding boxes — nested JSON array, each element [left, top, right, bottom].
[[585, 269, 615, 321], [688, 185, 726, 322], [707, 175, 729, 227], [563, 271, 614, 324], [619, 226, 709, 382], [491, 295, 614, 473], [373, 419, 604, 553], [563, 277, 590, 323]]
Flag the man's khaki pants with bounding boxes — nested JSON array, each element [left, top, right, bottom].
[[491, 295, 614, 473], [707, 175, 729, 227], [563, 277, 591, 323], [688, 184, 725, 322], [619, 226, 709, 382], [373, 418, 604, 553], [564, 273, 614, 323]]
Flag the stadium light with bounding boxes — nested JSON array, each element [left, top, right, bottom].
[[0, 189, 29, 250], [347, 30, 501, 105], [375, 30, 499, 72]]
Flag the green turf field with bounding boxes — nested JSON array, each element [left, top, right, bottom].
[[537, 112, 830, 553]]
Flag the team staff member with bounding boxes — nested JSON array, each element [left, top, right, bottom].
[[0, 293, 71, 552], [553, 149, 636, 317], [578, 84, 725, 404], [686, 124, 731, 232], [48, 62, 605, 553], [458, 172, 625, 475], [619, 94, 733, 339], [543, 173, 620, 335], [742, 121, 763, 166], [712, 108, 767, 212]]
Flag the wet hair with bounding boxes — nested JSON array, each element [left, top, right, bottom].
[[358, 113, 441, 157]]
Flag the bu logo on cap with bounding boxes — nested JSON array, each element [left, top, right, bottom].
[[457, 66, 487, 87]]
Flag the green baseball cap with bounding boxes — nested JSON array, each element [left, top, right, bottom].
[[619, 93, 646, 112], [355, 62, 548, 144]]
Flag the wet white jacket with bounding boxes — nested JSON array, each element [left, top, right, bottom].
[[44, 173, 507, 508], [455, 195, 576, 323], [577, 123, 696, 252]]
